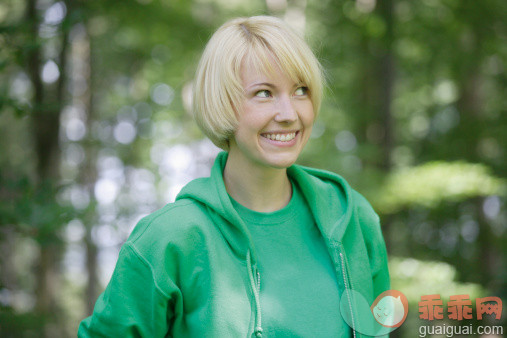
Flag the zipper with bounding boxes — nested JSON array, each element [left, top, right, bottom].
[[247, 250, 263, 337], [247, 247, 355, 338], [339, 249, 357, 338]]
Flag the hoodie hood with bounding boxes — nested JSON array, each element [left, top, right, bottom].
[[176, 152, 354, 262], [176, 152, 254, 261]]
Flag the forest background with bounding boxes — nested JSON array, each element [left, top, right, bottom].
[[0, 0, 505, 336]]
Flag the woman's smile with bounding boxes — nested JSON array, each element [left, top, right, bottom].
[[260, 130, 299, 146]]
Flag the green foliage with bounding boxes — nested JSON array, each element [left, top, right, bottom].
[[390, 257, 484, 303], [0, 307, 46, 338], [390, 256, 488, 338], [375, 162, 505, 214], [0, 174, 74, 245]]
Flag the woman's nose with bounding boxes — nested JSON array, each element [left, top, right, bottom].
[[274, 95, 297, 122]]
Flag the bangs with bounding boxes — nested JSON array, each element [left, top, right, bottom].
[[242, 38, 313, 89]]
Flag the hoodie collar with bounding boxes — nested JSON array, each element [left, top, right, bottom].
[[176, 152, 352, 260], [287, 164, 353, 243], [176, 152, 254, 261]]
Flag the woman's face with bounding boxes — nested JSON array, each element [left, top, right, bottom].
[[228, 56, 314, 170]]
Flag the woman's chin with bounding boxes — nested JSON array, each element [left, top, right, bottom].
[[260, 153, 299, 169]]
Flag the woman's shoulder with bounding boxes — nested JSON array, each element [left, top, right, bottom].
[[126, 198, 214, 253], [351, 189, 381, 229]]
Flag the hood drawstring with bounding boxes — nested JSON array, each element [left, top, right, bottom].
[[247, 250, 263, 337]]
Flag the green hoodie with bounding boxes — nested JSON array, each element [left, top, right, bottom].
[[78, 152, 390, 337]]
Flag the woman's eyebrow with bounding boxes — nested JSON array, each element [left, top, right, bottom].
[[246, 82, 303, 90], [247, 82, 275, 90]]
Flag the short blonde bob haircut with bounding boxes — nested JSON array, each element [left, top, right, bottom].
[[193, 16, 324, 150]]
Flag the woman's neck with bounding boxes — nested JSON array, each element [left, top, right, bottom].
[[223, 154, 292, 213]]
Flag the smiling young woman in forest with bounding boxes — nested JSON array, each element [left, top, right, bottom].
[[79, 15, 390, 337]]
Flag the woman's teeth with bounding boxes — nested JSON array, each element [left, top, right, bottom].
[[263, 132, 296, 142]]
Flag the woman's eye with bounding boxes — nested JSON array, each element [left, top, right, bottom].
[[294, 86, 308, 96], [255, 90, 271, 98]]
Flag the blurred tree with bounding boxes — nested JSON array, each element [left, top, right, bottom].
[[0, 0, 74, 335]]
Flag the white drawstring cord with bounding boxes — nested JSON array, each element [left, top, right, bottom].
[[247, 250, 263, 337]]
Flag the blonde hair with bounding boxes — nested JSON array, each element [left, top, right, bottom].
[[193, 15, 324, 150]]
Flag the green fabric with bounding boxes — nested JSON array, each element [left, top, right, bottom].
[[78, 152, 390, 337], [230, 180, 351, 336]]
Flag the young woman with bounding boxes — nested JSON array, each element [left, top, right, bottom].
[[79, 16, 390, 337]]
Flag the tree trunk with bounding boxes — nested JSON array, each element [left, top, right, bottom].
[[76, 25, 100, 314], [373, 0, 396, 254], [25, 0, 69, 335], [376, 0, 395, 172]]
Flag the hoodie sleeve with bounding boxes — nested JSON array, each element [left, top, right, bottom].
[[78, 242, 175, 337], [353, 191, 391, 298]]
